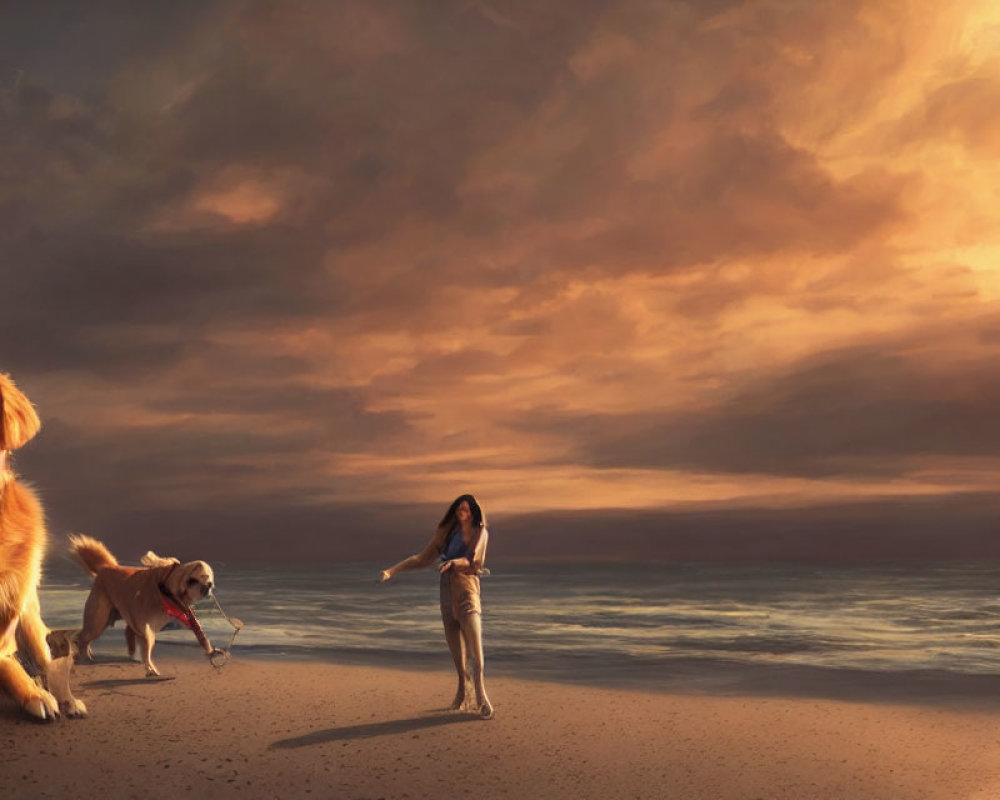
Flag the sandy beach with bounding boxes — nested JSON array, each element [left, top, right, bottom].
[[4, 651, 1000, 800]]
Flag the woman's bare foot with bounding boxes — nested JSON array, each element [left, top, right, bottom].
[[453, 684, 479, 711]]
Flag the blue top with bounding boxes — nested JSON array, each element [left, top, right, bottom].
[[441, 526, 471, 561]]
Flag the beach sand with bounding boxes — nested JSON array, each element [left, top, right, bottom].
[[3, 653, 1000, 800]]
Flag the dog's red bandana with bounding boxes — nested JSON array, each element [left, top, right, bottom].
[[157, 565, 215, 658], [159, 591, 196, 630], [159, 583, 213, 656]]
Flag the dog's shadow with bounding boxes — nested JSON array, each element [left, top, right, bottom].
[[270, 710, 480, 749], [77, 656, 141, 666], [83, 676, 175, 689]]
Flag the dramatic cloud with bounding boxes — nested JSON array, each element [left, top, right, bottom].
[[511, 316, 1000, 477], [2, 0, 999, 559]]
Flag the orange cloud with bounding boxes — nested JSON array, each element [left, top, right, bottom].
[[9, 0, 1000, 549], [193, 178, 282, 225]]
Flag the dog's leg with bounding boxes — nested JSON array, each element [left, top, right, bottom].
[[139, 625, 159, 677], [0, 655, 61, 720], [18, 593, 86, 717], [1, 610, 60, 721], [46, 628, 87, 714], [125, 626, 138, 661], [77, 586, 115, 663]]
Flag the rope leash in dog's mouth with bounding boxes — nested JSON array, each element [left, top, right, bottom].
[[206, 591, 243, 670]]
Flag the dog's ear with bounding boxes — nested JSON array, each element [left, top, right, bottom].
[[141, 551, 181, 568], [0, 373, 41, 451], [166, 562, 198, 599]]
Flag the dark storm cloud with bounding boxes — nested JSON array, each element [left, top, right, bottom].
[[0, 1, 605, 366], [0, 1, 208, 99], [15, 379, 417, 554], [143, 381, 414, 445], [152, 0, 614, 225], [532, 133, 905, 277], [0, 0, 908, 373], [508, 320, 1000, 478], [0, 67, 349, 374], [37, 491, 1000, 565], [0, 224, 341, 378], [137, 0, 906, 294], [496, 492, 1000, 561], [1, 0, 993, 561]]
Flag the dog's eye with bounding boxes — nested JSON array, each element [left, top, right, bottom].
[[187, 577, 199, 585]]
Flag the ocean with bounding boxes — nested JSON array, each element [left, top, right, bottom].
[[37, 559, 1000, 694]]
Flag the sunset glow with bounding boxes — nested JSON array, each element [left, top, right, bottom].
[[3, 0, 1000, 558]]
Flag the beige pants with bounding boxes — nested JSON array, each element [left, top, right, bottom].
[[439, 571, 481, 622]]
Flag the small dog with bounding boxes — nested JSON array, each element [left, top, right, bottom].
[[69, 535, 218, 676], [0, 373, 87, 720]]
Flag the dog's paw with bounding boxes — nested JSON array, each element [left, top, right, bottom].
[[23, 690, 60, 722], [144, 666, 160, 678], [60, 697, 87, 718]]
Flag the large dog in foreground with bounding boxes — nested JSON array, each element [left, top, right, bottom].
[[0, 373, 87, 720], [69, 535, 218, 676]]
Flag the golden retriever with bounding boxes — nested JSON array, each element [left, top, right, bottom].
[[0, 373, 87, 720], [69, 535, 218, 676]]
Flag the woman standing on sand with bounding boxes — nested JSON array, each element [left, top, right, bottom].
[[380, 494, 494, 719]]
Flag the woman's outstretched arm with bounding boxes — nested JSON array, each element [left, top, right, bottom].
[[380, 528, 447, 581]]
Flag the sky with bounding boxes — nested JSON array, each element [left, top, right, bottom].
[[2, 0, 1000, 562]]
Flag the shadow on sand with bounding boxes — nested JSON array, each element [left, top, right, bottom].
[[504, 657, 1000, 711], [270, 711, 479, 749], [714, 662, 1000, 710], [82, 676, 175, 689]]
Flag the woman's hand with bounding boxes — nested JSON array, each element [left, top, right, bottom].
[[379, 569, 392, 582], [439, 558, 470, 574]]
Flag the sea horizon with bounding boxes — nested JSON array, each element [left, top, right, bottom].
[[38, 558, 1000, 706]]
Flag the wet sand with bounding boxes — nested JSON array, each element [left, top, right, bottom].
[[4, 653, 1000, 799]]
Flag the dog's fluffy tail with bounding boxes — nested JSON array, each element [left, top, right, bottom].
[[68, 534, 118, 576]]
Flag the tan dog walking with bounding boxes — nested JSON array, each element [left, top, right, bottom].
[[70, 535, 220, 676]]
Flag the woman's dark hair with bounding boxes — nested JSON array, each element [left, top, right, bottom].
[[438, 493, 486, 531]]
